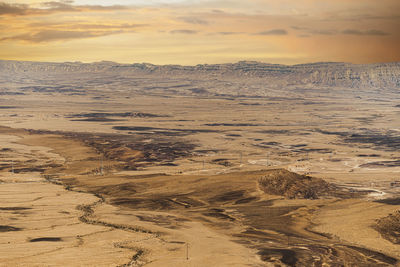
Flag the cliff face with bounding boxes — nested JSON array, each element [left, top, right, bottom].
[[289, 62, 400, 89], [1, 60, 399, 90]]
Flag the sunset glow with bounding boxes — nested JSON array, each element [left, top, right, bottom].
[[1, 0, 399, 64]]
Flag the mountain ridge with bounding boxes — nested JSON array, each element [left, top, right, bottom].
[[1, 59, 399, 90], [1, 59, 399, 66]]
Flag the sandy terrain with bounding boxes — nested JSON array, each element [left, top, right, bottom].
[[0, 132, 144, 266], [0, 62, 399, 266], [0, 127, 397, 266], [0, 129, 266, 267]]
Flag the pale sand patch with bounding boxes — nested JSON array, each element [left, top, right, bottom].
[[92, 203, 266, 267], [312, 199, 400, 259], [0, 134, 143, 266]]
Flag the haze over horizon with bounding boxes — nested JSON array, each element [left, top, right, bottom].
[[2, 58, 400, 67], [1, 0, 399, 65]]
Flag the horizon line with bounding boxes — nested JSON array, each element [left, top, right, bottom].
[[1, 59, 399, 67]]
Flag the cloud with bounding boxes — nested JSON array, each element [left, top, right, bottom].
[[310, 29, 336, 35], [291, 26, 308, 30], [41, 1, 76, 11], [291, 26, 336, 35], [342, 29, 365, 35], [170, 29, 198, 34], [256, 29, 288, 35], [365, 29, 390, 36], [0, 30, 124, 42], [216, 32, 241, 35], [1, 0, 398, 64], [29, 22, 146, 30], [0, 2, 28, 15], [342, 29, 389, 36], [0, 1, 127, 16], [349, 14, 400, 21], [289, 27, 389, 37], [177, 16, 208, 25]]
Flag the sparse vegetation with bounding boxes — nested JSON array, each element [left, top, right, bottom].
[[375, 210, 400, 244], [258, 169, 333, 199]]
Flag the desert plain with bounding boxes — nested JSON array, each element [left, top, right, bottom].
[[0, 60, 399, 266]]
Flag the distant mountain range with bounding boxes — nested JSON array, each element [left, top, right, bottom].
[[1, 60, 399, 90]]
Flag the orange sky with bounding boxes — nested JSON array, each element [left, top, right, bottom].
[[0, 0, 399, 64]]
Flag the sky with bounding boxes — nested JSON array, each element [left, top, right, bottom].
[[0, 0, 399, 65]]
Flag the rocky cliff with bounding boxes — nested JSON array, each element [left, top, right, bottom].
[[1, 60, 399, 90]]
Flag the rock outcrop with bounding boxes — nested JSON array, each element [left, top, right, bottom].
[[1, 60, 399, 90]]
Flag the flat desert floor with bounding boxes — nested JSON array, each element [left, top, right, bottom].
[[0, 75, 399, 266]]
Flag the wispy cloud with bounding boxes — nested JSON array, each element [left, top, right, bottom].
[[310, 29, 337, 35], [291, 26, 308, 31], [291, 26, 389, 36], [0, 2, 29, 15], [28, 22, 146, 30], [256, 29, 288, 35], [216, 31, 242, 35], [177, 16, 209, 25], [0, 1, 127, 16], [342, 29, 389, 36], [170, 29, 198, 34], [41, 1, 76, 11], [0, 0, 398, 64], [0, 29, 125, 42]]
